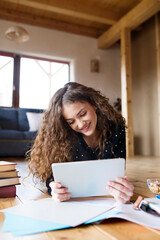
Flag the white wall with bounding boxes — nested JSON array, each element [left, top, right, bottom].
[[0, 20, 121, 105]]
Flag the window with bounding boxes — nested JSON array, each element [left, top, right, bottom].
[[0, 52, 70, 109], [0, 55, 14, 107]]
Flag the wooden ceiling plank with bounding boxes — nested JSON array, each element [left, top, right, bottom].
[[98, 0, 160, 49], [0, 8, 101, 38], [4, 0, 116, 25]]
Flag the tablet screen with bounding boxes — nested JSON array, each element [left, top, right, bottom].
[[52, 158, 125, 198]]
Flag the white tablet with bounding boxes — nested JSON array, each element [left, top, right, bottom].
[[52, 158, 125, 198]]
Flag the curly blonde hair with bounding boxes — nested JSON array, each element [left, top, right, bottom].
[[28, 82, 125, 182]]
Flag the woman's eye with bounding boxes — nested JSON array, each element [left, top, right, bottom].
[[68, 121, 74, 125], [80, 112, 86, 117]]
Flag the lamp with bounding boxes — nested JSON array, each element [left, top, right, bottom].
[[4, 0, 30, 43], [5, 26, 30, 42]]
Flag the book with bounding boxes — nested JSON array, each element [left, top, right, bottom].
[[0, 170, 18, 178], [0, 161, 16, 172], [0, 185, 16, 198], [0, 177, 20, 187]]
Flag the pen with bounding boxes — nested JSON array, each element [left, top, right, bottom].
[[139, 200, 159, 215], [132, 196, 160, 216], [148, 202, 160, 214]]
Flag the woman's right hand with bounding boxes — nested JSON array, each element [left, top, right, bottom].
[[49, 181, 71, 202]]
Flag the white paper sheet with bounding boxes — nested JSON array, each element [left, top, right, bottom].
[[1, 197, 115, 227], [110, 198, 160, 230], [52, 158, 125, 197]]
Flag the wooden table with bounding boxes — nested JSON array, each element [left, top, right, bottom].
[[0, 156, 160, 240]]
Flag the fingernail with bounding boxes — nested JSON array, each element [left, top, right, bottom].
[[67, 194, 71, 199], [57, 183, 61, 188]]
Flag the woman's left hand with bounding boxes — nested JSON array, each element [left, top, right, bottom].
[[106, 176, 134, 204]]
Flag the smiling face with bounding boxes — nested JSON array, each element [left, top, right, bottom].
[[62, 101, 97, 139]]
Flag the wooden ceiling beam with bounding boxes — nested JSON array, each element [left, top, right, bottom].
[[98, 0, 160, 49], [4, 0, 116, 25], [0, 8, 102, 38]]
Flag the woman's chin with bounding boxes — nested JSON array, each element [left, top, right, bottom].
[[82, 130, 94, 137]]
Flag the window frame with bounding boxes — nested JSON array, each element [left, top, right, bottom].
[[0, 51, 70, 108]]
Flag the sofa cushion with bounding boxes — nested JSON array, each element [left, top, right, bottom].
[[24, 131, 37, 140], [0, 108, 18, 130], [18, 108, 44, 131], [0, 130, 24, 139], [26, 112, 43, 131]]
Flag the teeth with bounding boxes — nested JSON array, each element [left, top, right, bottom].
[[82, 124, 89, 130]]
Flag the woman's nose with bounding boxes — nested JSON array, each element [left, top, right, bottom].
[[77, 119, 84, 129]]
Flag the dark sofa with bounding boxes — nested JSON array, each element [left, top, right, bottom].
[[0, 107, 44, 157]]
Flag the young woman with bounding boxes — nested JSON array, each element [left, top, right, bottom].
[[28, 82, 134, 203]]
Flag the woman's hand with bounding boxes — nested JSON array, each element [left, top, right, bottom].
[[106, 176, 134, 204], [49, 181, 71, 202]]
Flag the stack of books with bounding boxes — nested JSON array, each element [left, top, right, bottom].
[[0, 161, 20, 198]]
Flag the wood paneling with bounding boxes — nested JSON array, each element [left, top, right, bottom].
[[3, 0, 116, 25]]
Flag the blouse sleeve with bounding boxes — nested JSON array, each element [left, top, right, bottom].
[[46, 175, 54, 195]]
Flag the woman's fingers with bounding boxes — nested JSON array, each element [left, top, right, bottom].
[[49, 181, 61, 189], [106, 185, 131, 203], [53, 187, 68, 194], [116, 177, 134, 192], [50, 181, 68, 194], [106, 177, 134, 203], [49, 181, 71, 202], [107, 180, 133, 196], [52, 192, 71, 202]]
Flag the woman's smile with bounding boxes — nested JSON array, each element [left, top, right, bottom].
[[80, 122, 91, 132]]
